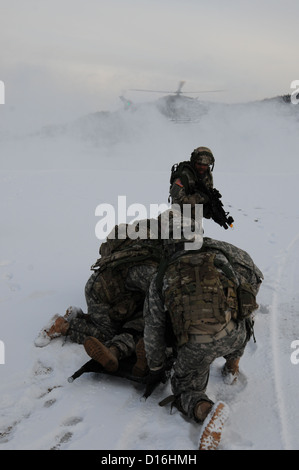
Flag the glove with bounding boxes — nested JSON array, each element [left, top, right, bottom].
[[143, 367, 167, 399], [146, 367, 167, 386]]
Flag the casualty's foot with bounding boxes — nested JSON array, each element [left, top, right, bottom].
[[84, 336, 119, 372], [34, 306, 83, 347], [198, 401, 229, 450]]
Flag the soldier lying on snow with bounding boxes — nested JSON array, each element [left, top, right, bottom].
[[35, 220, 163, 378]]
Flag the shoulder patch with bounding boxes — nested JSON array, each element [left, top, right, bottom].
[[175, 178, 184, 188]]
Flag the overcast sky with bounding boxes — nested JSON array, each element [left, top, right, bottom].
[[1, 0, 299, 127]]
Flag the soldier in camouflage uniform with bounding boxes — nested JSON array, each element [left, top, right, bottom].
[[81, 260, 158, 375], [35, 222, 162, 376], [143, 236, 263, 433], [169, 146, 215, 219]]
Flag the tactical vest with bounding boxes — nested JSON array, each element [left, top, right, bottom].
[[163, 251, 239, 346]]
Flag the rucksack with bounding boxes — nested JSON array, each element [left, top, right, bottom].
[[159, 246, 260, 346], [162, 251, 238, 346], [169, 161, 196, 199], [91, 222, 162, 272], [202, 237, 263, 295]]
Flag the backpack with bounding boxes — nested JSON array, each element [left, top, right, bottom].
[[169, 161, 196, 199], [162, 251, 238, 346], [202, 237, 264, 295], [91, 222, 162, 272]]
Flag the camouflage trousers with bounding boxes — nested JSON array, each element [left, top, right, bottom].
[[171, 320, 248, 421], [144, 273, 250, 420], [67, 313, 144, 360], [65, 269, 147, 359], [67, 272, 119, 347], [66, 265, 155, 358]]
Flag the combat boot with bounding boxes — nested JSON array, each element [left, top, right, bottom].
[[221, 358, 240, 383], [46, 315, 70, 337], [84, 336, 120, 372], [194, 400, 213, 423], [198, 401, 230, 450], [132, 338, 148, 377], [34, 306, 83, 347], [34, 314, 69, 347]]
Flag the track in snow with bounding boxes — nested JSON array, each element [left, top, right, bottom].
[[269, 233, 299, 449]]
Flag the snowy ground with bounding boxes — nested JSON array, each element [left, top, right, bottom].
[[1, 97, 299, 451]]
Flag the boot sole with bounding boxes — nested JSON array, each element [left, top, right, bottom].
[[84, 337, 118, 372], [132, 339, 148, 377], [198, 401, 229, 450]]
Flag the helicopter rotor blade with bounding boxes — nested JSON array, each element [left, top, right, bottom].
[[128, 89, 175, 93], [180, 89, 225, 93], [128, 82, 226, 95]]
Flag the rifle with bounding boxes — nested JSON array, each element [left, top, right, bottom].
[[195, 181, 234, 230]]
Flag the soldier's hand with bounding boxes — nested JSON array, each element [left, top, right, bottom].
[[143, 367, 168, 399], [146, 367, 167, 385]]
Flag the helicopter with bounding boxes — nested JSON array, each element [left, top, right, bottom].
[[126, 81, 224, 122]]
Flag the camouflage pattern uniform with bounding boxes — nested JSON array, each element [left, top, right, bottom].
[[170, 162, 213, 205], [143, 238, 263, 421], [67, 223, 161, 360], [67, 264, 158, 359], [169, 147, 214, 219]]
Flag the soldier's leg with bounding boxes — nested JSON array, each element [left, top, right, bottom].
[[222, 320, 248, 381], [68, 312, 119, 345], [171, 321, 248, 422], [35, 306, 85, 347], [83, 319, 147, 375], [171, 342, 215, 421], [105, 332, 137, 360], [84, 332, 137, 372]]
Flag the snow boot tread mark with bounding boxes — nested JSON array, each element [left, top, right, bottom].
[[198, 401, 229, 450]]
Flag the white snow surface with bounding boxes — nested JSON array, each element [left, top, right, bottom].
[[1, 97, 299, 451]]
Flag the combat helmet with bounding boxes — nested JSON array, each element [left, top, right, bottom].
[[190, 146, 215, 170]]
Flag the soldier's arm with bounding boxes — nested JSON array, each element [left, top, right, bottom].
[[143, 275, 167, 370]]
